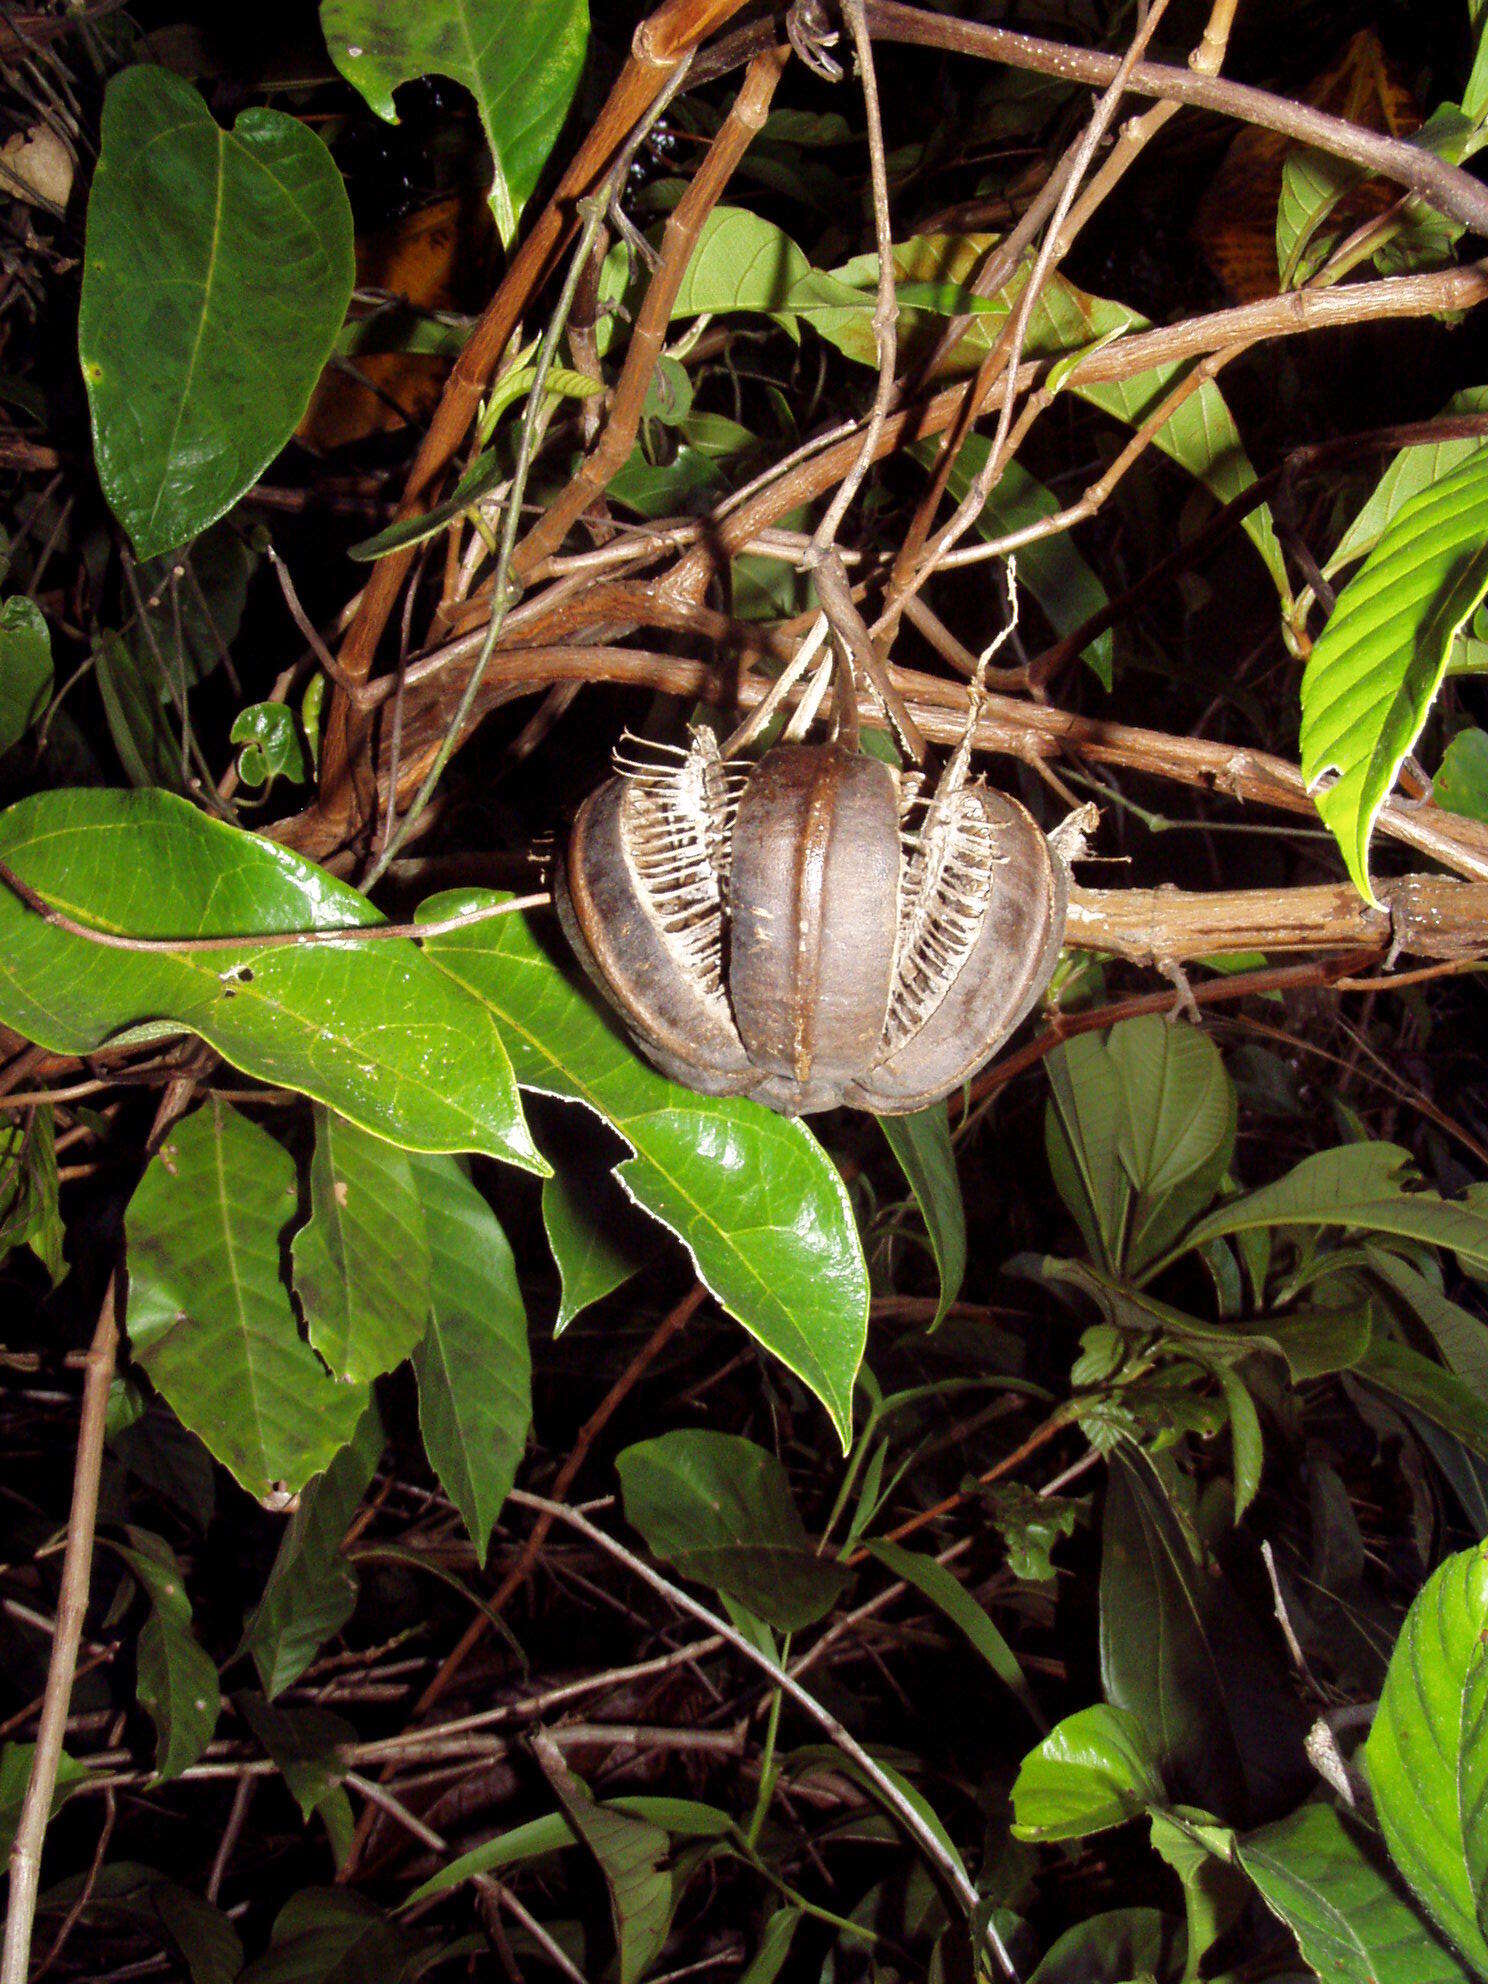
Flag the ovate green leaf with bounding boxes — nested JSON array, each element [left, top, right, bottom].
[[1363, 1544, 1488, 1967], [321, 0, 588, 247], [0, 789, 542, 1170], [1300, 448, 1488, 903], [617, 1429, 848, 1631], [1009, 1703, 1164, 1841], [420, 894, 868, 1445], [292, 1108, 431, 1385], [124, 1100, 368, 1500], [79, 68, 354, 556], [1240, 1802, 1475, 1984]]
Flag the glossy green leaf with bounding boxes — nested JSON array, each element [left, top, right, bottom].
[[1149, 1810, 1247, 1979], [420, 894, 868, 1445], [1027, 1907, 1185, 1984], [410, 1152, 530, 1562], [1010, 1703, 1164, 1841], [124, 1100, 368, 1500], [910, 435, 1113, 686], [542, 1166, 643, 1329], [0, 789, 542, 1171], [1300, 448, 1488, 903], [1167, 1143, 1488, 1277], [292, 1108, 431, 1386], [1436, 727, 1488, 823], [533, 1738, 673, 1984], [79, 68, 354, 557], [1324, 390, 1488, 583], [668, 206, 811, 323], [1240, 1802, 1476, 1984], [0, 596, 51, 753], [321, 0, 588, 246], [1109, 1017, 1235, 1274], [238, 1693, 354, 1823], [617, 1429, 848, 1631], [236, 1887, 421, 1984], [245, 1402, 383, 1696], [878, 1104, 966, 1326], [117, 1529, 220, 1779], [232, 703, 311, 789], [869, 1540, 1042, 1727], [1213, 1362, 1264, 1520], [1363, 1544, 1488, 1966]]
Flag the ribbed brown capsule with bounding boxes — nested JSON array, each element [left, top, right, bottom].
[[553, 728, 1068, 1115]]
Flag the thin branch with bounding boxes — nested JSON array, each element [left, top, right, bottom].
[[505, 1488, 1019, 1979], [0, 858, 547, 955], [2, 1278, 120, 1984]]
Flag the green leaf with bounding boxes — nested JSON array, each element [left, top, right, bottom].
[[124, 1100, 369, 1499], [1108, 1017, 1235, 1274], [1099, 1451, 1301, 1815], [910, 436, 1113, 686], [410, 1810, 580, 1900], [868, 1539, 1042, 1727], [1436, 727, 1488, 823], [232, 703, 311, 789], [0, 1103, 64, 1285], [0, 789, 542, 1171], [1168, 1143, 1488, 1277], [237, 1888, 421, 1984], [1357, 1337, 1488, 1466], [878, 1104, 966, 1326], [1362, 1544, 1488, 1967], [668, 205, 811, 322], [409, 1152, 530, 1562], [79, 67, 354, 557], [1149, 1811, 1247, 1980], [542, 1166, 643, 1328], [420, 894, 868, 1445], [1324, 390, 1488, 582], [1300, 448, 1488, 904], [238, 1693, 354, 1823], [292, 1108, 432, 1386], [1027, 1907, 1185, 1984], [1240, 1802, 1476, 1984], [95, 631, 185, 791], [1045, 1033, 1129, 1271], [1369, 1249, 1488, 1399], [1010, 1703, 1164, 1841], [985, 1481, 1084, 1583], [532, 1738, 673, 1984], [1277, 146, 1360, 287], [0, 596, 52, 754], [616, 1429, 848, 1631], [117, 1528, 220, 1779], [321, 0, 588, 247], [0, 1743, 88, 1860], [37, 1863, 243, 1984], [739, 1907, 803, 1984], [244, 1401, 383, 1696]]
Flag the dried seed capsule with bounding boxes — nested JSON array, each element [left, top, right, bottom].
[[554, 730, 1068, 1115]]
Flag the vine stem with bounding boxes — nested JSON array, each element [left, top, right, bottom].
[[0, 1278, 117, 1984], [505, 1487, 1021, 1980]]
